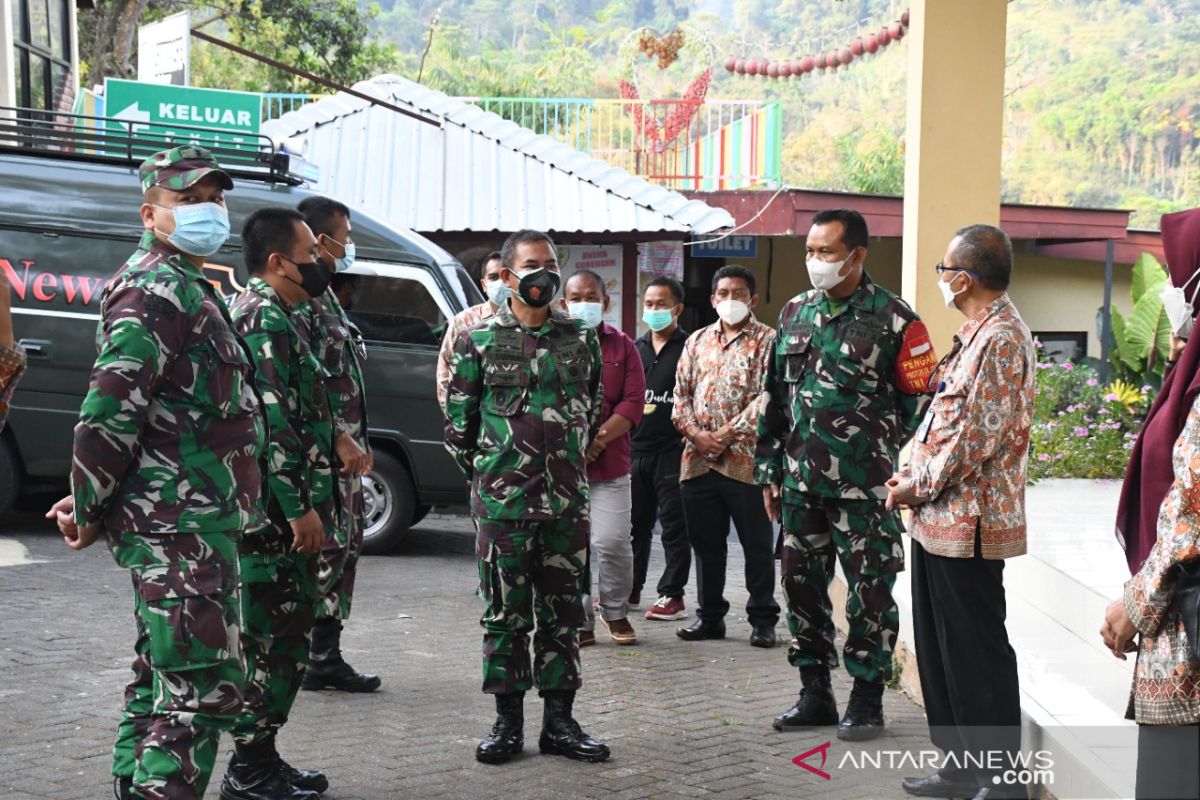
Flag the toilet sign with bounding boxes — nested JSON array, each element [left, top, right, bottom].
[[104, 78, 263, 152]]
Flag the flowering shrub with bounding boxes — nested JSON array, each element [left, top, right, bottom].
[[1027, 360, 1152, 481]]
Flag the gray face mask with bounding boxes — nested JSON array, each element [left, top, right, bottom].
[[1162, 269, 1200, 338]]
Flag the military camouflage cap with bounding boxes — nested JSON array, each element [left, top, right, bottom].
[[139, 145, 234, 194]]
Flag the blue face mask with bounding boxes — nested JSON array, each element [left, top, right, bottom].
[[567, 301, 604, 328], [157, 202, 230, 257], [328, 237, 355, 272], [485, 279, 509, 306], [643, 308, 675, 331]]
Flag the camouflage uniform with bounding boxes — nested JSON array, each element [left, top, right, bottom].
[[70, 146, 263, 800], [444, 303, 602, 695], [299, 288, 367, 621], [229, 277, 335, 747], [755, 273, 935, 683]]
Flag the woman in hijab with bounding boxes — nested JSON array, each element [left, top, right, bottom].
[[1102, 208, 1200, 799]]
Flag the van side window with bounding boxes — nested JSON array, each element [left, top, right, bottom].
[[345, 275, 445, 348]]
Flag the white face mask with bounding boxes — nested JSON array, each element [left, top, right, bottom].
[[567, 301, 604, 328], [1161, 269, 1200, 338], [716, 299, 750, 326], [938, 272, 970, 310], [484, 279, 509, 306], [806, 253, 851, 291]]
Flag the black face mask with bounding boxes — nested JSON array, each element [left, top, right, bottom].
[[512, 268, 561, 308], [281, 255, 332, 299]]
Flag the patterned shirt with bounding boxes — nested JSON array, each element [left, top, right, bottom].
[[896, 295, 1035, 559], [444, 303, 602, 520], [755, 274, 934, 501], [72, 232, 266, 533], [673, 317, 776, 485], [437, 301, 496, 411], [0, 342, 27, 431], [1123, 388, 1200, 725]]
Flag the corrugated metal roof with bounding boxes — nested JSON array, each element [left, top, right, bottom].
[[261, 74, 734, 235]]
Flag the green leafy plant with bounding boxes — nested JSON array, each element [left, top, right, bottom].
[[1103, 252, 1171, 389], [1028, 358, 1150, 481]]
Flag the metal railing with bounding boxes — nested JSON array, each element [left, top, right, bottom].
[[256, 92, 783, 190], [261, 92, 325, 121], [461, 97, 782, 190]]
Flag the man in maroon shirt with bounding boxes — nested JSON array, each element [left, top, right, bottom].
[[562, 270, 646, 646]]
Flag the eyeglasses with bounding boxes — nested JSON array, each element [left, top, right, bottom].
[[934, 262, 982, 280]]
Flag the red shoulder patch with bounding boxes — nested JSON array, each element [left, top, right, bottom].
[[895, 320, 937, 395]]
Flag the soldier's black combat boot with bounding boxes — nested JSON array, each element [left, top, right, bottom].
[[837, 678, 885, 741], [475, 692, 525, 764], [538, 690, 611, 762], [113, 775, 133, 800], [772, 665, 840, 731], [302, 618, 382, 693], [220, 740, 321, 800]]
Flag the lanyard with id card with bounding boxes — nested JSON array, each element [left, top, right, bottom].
[[915, 380, 945, 443]]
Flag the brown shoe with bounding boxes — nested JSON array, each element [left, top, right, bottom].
[[601, 617, 638, 645], [578, 630, 596, 647]]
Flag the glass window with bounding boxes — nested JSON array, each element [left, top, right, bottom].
[[12, 0, 29, 44], [48, 0, 68, 60], [50, 61, 69, 110], [30, 52, 48, 110], [13, 47, 28, 108], [29, 0, 49, 50], [345, 275, 446, 347]]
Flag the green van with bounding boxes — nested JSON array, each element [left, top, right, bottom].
[[0, 112, 476, 552]]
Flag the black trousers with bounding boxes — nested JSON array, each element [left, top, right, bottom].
[[910, 537, 1021, 788], [679, 469, 780, 626], [630, 444, 690, 599], [1136, 724, 1200, 799]]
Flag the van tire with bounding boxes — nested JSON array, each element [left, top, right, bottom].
[[0, 436, 19, 516], [411, 504, 432, 526], [360, 450, 416, 555]]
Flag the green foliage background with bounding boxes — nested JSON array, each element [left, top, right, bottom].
[[82, 0, 1200, 227]]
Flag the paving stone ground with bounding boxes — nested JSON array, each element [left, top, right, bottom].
[[0, 506, 938, 800]]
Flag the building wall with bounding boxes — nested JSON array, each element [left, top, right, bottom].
[[1, 1, 14, 108], [698, 234, 1136, 360]]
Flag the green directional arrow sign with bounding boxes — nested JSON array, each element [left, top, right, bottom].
[[104, 78, 263, 154]]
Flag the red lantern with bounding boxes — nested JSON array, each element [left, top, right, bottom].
[[799, 55, 815, 73], [815, 53, 827, 70], [890, 22, 904, 40], [850, 38, 864, 56], [828, 49, 840, 69], [879, 27, 891, 45], [865, 34, 879, 54], [767, 62, 780, 78], [839, 47, 854, 65], [746, 58, 759, 75], [724, 56, 737, 72], [760, 59, 771, 77], [901, 10, 911, 26], [734, 58, 746, 74]]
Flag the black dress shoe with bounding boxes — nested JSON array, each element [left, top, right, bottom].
[[901, 772, 981, 798], [749, 623, 777, 648], [676, 619, 725, 641]]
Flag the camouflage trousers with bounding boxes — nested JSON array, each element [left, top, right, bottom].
[[476, 515, 589, 695], [109, 530, 244, 800], [781, 494, 904, 683], [315, 474, 361, 622], [230, 525, 319, 747]]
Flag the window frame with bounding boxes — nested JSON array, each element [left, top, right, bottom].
[[341, 261, 453, 349], [12, 0, 72, 111]]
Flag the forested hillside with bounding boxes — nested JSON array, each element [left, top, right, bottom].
[[365, 0, 1200, 228]]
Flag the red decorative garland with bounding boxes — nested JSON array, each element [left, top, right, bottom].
[[725, 8, 910, 79], [619, 67, 713, 150]]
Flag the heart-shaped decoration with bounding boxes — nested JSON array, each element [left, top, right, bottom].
[[617, 26, 715, 151]]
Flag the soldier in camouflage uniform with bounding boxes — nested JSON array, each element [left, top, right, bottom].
[[295, 197, 379, 694], [52, 146, 264, 800], [444, 229, 611, 765], [219, 207, 335, 800], [756, 209, 936, 742]]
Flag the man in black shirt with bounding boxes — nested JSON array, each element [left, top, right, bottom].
[[630, 276, 693, 621]]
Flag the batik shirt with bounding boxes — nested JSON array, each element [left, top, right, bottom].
[[896, 295, 1035, 559], [673, 317, 776, 485], [437, 301, 495, 411]]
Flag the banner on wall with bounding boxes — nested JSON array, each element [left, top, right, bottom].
[[557, 244, 624, 330], [638, 241, 684, 279]]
